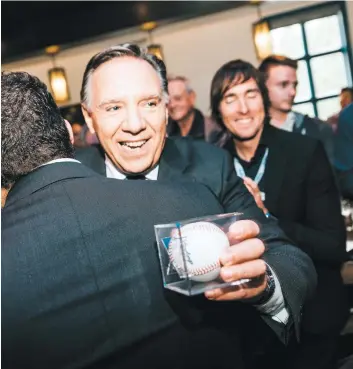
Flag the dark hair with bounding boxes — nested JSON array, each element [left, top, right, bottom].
[[210, 59, 271, 128], [258, 55, 298, 77], [81, 44, 168, 108], [341, 87, 353, 97], [1, 71, 74, 188]]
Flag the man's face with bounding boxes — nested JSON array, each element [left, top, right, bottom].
[[83, 57, 168, 174], [71, 123, 82, 141], [265, 65, 298, 113], [340, 91, 353, 109], [219, 78, 265, 141], [167, 80, 195, 122]]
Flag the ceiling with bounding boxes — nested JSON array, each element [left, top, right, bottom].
[[2, 1, 249, 63]]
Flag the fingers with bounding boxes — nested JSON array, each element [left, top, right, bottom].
[[220, 238, 265, 266], [244, 182, 255, 197], [243, 177, 258, 191], [227, 220, 260, 244], [220, 258, 266, 282], [243, 178, 268, 213], [205, 273, 267, 301]]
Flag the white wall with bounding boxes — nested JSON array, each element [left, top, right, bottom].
[[3, 1, 353, 114]]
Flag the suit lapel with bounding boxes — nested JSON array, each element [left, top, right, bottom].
[[91, 145, 107, 176], [158, 138, 191, 180], [263, 126, 287, 214]]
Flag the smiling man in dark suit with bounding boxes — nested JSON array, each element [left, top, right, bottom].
[[210, 59, 348, 369], [75, 44, 320, 352], [1, 71, 317, 369]]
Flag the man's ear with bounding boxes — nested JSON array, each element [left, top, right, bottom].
[[81, 104, 96, 134], [189, 90, 196, 106], [64, 120, 74, 144], [1, 187, 10, 208]]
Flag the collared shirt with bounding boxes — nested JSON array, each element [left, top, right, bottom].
[[271, 111, 296, 132], [271, 111, 306, 135], [105, 155, 159, 180], [40, 158, 81, 167]]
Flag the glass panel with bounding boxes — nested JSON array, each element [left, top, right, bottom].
[[270, 24, 305, 59], [310, 52, 348, 98], [295, 60, 311, 103], [293, 102, 315, 117], [316, 96, 340, 121], [304, 15, 343, 56]]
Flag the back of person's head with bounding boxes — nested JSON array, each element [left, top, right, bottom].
[[258, 55, 298, 77], [210, 59, 270, 127], [1, 71, 74, 189], [80, 43, 168, 110]]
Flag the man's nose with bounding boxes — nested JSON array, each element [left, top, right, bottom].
[[122, 107, 146, 133], [238, 99, 249, 114], [289, 85, 297, 98]]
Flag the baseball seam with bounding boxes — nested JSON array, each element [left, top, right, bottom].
[[168, 225, 223, 278]]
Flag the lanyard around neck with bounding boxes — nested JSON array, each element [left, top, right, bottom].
[[234, 148, 269, 184]]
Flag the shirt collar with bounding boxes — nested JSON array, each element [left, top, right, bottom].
[[270, 111, 296, 132], [40, 158, 81, 167], [105, 155, 159, 180]]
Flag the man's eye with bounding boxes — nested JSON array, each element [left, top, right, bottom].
[[225, 96, 236, 104], [106, 106, 120, 112], [247, 92, 258, 99], [146, 100, 158, 108]]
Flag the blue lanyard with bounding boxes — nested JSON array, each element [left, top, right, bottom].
[[233, 148, 269, 185]]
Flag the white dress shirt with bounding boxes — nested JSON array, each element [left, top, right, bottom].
[[105, 155, 159, 180], [105, 154, 288, 324], [40, 158, 81, 167]]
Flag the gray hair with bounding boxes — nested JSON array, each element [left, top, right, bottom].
[[167, 75, 193, 94], [80, 43, 168, 109]]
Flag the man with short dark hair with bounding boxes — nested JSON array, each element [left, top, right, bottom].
[[167, 75, 219, 141], [328, 87, 353, 131], [340, 87, 353, 109], [210, 59, 348, 369], [259, 54, 334, 163]]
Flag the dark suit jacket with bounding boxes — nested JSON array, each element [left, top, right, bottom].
[[334, 103, 353, 200], [76, 138, 317, 343], [2, 162, 250, 369], [295, 114, 334, 165], [228, 125, 348, 334]]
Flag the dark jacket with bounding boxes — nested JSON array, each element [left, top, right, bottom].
[[167, 108, 224, 144], [2, 162, 249, 369], [222, 125, 349, 334], [76, 137, 317, 343], [334, 103, 353, 200], [293, 113, 334, 165]]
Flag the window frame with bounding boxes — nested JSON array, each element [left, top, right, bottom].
[[265, 1, 353, 118]]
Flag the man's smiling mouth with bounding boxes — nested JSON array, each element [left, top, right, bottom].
[[120, 140, 148, 149]]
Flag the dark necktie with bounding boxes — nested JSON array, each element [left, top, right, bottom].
[[125, 175, 146, 180]]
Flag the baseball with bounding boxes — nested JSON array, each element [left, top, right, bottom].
[[168, 221, 230, 282]]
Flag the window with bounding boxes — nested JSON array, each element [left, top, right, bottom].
[[268, 2, 352, 120]]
